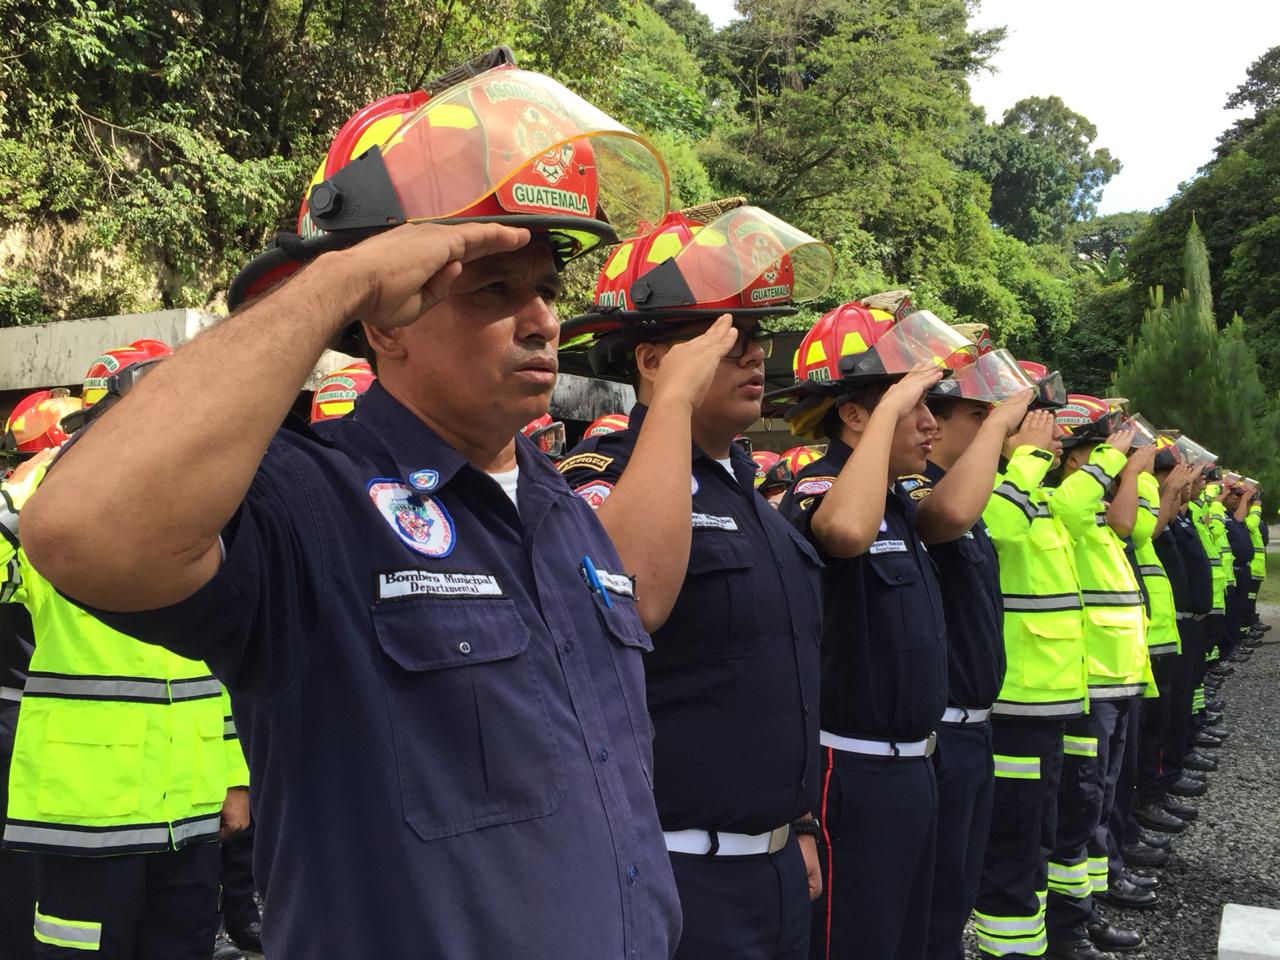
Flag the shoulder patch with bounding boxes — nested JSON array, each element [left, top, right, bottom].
[[797, 497, 816, 512], [368, 479, 456, 558], [794, 476, 836, 497], [908, 486, 932, 501], [573, 480, 614, 509], [559, 452, 615, 474], [898, 473, 929, 492]]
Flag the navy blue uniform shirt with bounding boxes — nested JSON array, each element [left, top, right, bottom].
[[780, 440, 948, 743], [89, 383, 681, 960], [1172, 512, 1213, 614], [560, 404, 822, 832], [1153, 527, 1189, 611], [903, 461, 1005, 711], [1225, 515, 1254, 585]]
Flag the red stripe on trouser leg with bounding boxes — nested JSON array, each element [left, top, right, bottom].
[[820, 746, 835, 960]]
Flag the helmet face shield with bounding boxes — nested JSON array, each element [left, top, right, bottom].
[[644, 206, 835, 310], [1173, 435, 1217, 468], [950, 349, 1037, 402], [531, 420, 566, 459], [320, 69, 668, 244], [844, 310, 977, 377], [1123, 413, 1157, 447]]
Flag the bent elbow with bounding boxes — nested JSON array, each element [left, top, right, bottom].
[[17, 488, 84, 594], [812, 516, 874, 559]]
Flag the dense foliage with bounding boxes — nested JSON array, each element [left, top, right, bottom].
[[0, 3, 1277, 494]]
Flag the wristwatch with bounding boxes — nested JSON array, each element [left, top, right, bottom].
[[791, 816, 821, 838]]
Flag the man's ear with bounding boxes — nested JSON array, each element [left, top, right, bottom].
[[837, 399, 871, 435], [633, 342, 664, 391], [361, 321, 408, 364]]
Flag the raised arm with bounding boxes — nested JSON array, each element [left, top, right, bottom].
[[20, 223, 530, 611], [810, 366, 943, 558], [916, 389, 1032, 545]]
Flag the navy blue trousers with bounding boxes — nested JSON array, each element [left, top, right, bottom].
[[670, 832, 810, 960], [811, 749, 937, 960], [926, 720, 994, 960]]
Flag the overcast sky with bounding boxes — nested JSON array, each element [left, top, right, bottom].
[[690, 0, 1280, 215]]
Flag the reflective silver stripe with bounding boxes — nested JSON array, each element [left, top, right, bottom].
[[24, 675, 169, 701], [992, 698, 1086, 718], [1094, 512, 1109, 526], [820, 729, 934, 757], [992, 482, 1038, 522], [169, 677, 222, 701], [1149, 643, 1178, 656], [0, 685, 23, 702], [0, 558, 19, 603], [1081, 463, 1112, 488], [1088, 683, 1147, 699], [171, 815, 221, 845], [4, 822, 170, 851], [993, 756, 1040, 778], [1003, 593, 1082, 611], [223, 719, 237, 737], [1209, 558, 1223, 567], [1139, 565, 1165, 577], [976, 930, 1047, 956], [33, 906, 101, 951], [1047, 860, 1088, 881], [0, 496, 19, 545], [1137, 498, 1159, 516], [1081, 590, 1143, 606], [974, 913, 1045, 935]]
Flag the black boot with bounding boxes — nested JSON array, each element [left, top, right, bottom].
[[1167, 774, 1207, 798], [1047, 933, 1117, 959], [1134, 801, 1188, 833], [1137, 828, 1172, 848], [1122, 841, 1169, 867], [1100, 875, 1159, 909], [1120, 869, 1160, 889], [1164, 796, 1199, 821], [1086, 918, 1145, 952], [1183, 751, 1218, 772]]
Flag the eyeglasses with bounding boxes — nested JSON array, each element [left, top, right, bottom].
[[651, 325, 774, 360]]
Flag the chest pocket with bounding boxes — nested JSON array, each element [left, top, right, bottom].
[[662, 530, 761, 661], [372, 596, 566, 842], [956, 534, 986, 565], [867, 548, 934, 651], [594, 599, 657, 787]]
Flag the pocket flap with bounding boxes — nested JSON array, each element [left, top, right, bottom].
[[47, 708, 146, 746], [867, 552, 920, 587], [597, 602, 654, 652], [686, 531, 754, 576], [373, 597, 532, 671]]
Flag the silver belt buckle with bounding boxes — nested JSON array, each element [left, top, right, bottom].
[[767, 824, 790, 854], [924, 731, 937, 757]]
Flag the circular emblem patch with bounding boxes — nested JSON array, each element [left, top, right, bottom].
[[692, 475, 700, 496], [368, 479, 455, 558], [574, 480, 614, 509]]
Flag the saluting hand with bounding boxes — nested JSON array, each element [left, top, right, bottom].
[[879, 364, 945, 420], [1008, 409, 1057, 454], [650, 313, 740, 412], [986, 388, 1035, 437], [1125, 444, 1157, 475], [332, 221, 533, 330], [1107, 427, 1138, 455]]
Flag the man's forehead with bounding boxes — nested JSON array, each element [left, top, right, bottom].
[[465, 237, 560, 281]]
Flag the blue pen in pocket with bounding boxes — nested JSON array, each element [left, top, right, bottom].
[[581, 555, 612, 608]]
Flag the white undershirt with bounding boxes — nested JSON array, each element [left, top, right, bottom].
[[714, 457, 734, 477], [488, 466, 520, 510]]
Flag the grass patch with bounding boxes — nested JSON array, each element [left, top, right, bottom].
[[1258, 549, 1280, 607]]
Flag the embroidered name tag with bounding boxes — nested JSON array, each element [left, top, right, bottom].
[[868, 539, 908, 555], [559, 452, 614, 474], [377, 570, 503, 600], [595, 570, 636, 600], [692, 512, 739, 531]]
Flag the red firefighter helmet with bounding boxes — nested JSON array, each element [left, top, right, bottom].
[[780, 445, 822, 475], [2, 389, 84, 456], [584, 413, 629, 438], [229, 49, 670, 311], [769, 302, 976, 441], [559, 200, 834, 378], [310, 361, 376, 423], [751, 450, 781, 487], [520, 413, 566, 460], [81, 339, 172, 408], [1016, 359, 1067, 409], [1055, 394, 1119, 450]]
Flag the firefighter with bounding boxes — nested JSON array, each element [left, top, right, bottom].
[[1043, 396, 1151, 957], [19, 55, 684, 959], [772, 304, 972, 960], [558, 198, 835, 960], [1, 346, 252, 960]]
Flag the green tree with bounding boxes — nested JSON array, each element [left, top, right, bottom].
[[963, 95, 1121, 244]]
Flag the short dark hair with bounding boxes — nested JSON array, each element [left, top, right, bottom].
[[823, 382, 887, 441], [926, 397, 960, 421]]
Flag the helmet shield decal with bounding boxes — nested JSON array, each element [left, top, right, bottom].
[[846, 310, 977, 377], [643, 206, 835, 309], [950, 348, 1037, 403], [370, 69, 667, 240]]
